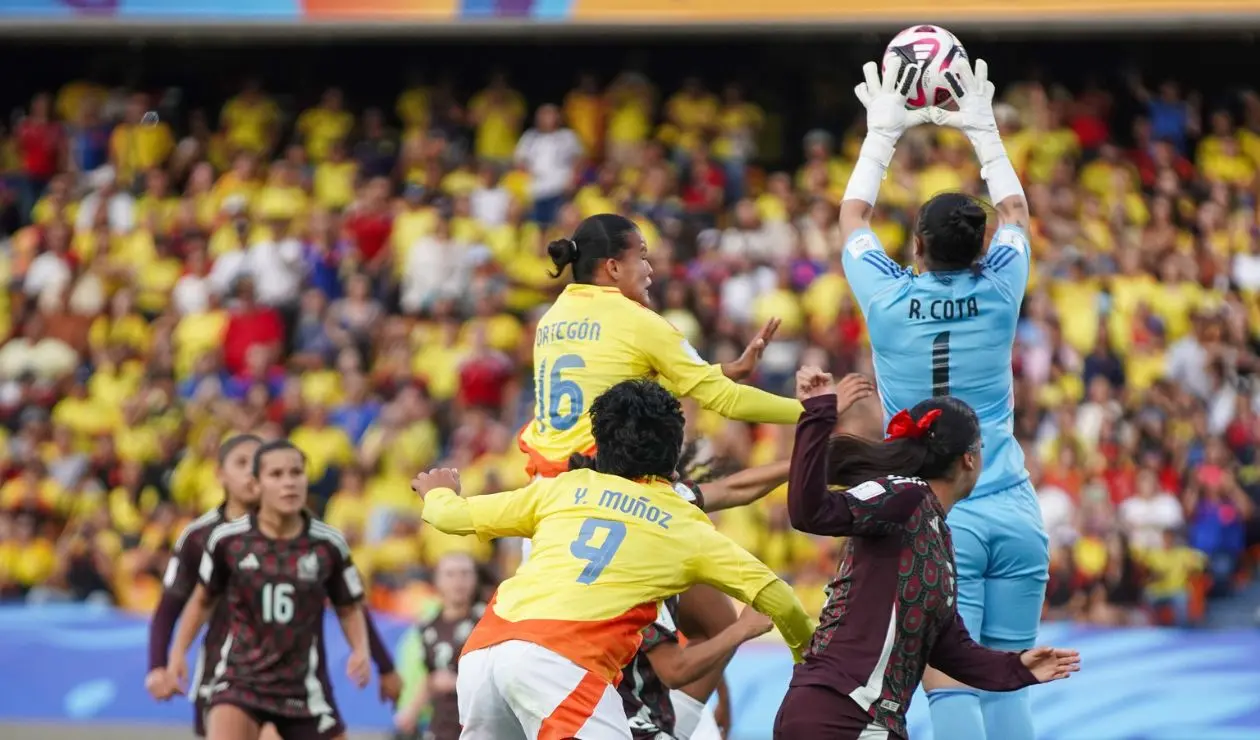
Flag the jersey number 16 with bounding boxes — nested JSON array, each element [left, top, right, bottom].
[[535, 354, 586, 433]]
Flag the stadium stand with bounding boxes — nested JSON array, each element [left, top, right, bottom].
[[0, 39, 1257, 643]]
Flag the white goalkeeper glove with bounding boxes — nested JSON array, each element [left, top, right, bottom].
[[929, 58, 1022, 204], [844, 57, 927, 206], [929, 58, 1001, 163], [853, 58, 929, 165]]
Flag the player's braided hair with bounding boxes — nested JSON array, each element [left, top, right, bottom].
[[826, 396, 980, 487], [586, 379, 685, 480]]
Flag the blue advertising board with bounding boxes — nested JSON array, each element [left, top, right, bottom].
[[1, 605, 1259, 739]]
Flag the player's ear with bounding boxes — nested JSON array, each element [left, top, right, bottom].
[[912, 232, 925, 261]]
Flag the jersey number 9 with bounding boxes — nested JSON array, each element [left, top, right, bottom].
[[535, 354, 586, 433], [570, 517, 627, 584]]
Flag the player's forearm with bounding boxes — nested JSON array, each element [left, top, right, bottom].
[[687, 368, 803, 425], [651, 626, 746, 689], [148, 591, 189, 670], [364, 609, 396, 674], [170, 592, 211, 664], [967, 131, 1027, 229], [420, 488, 476, 535], [336, 604, 370, 657], [751, 579, 814, 664], [929, 613, 1037, 691], [787, 397, 856, 535], [701, 460, 791, 512]]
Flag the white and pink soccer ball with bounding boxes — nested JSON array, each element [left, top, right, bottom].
[[882, 24, 969, 110]]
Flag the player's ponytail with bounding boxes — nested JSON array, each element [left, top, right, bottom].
[[917, 192, 989, 272], [547, 213, 640, 283], [827, 396, 981, 487]]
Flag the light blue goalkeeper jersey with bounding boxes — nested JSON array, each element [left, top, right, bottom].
[[842, 225, 1031, 498]]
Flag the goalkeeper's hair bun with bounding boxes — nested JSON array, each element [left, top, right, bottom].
[[917, 192, 990, 272]]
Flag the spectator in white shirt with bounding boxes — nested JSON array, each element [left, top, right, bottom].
[[515, 104, 583, 225], [401, 218, 469, 315], [247, 218, 306, 311], [1232, 236, 1260, 293], [470, 163, 512, 228], [75, 166, 135, 234], [1119, 468, 1185, 551], [171, 242, 213, 316], [24, 222, 73, 298]]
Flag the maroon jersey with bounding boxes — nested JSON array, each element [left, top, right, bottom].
[[617, 479, 704, 739], [200, 513, 364, 721], [620, 597, 682, 739], [156, 507, 233, 701], [418, 602, 485, 740], [786, 396, 1037, 738]]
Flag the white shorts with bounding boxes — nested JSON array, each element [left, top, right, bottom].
[[457, 640, 631, 740], [669, 690, 722, 740]]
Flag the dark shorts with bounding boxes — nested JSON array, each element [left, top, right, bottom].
[[774, 684, 900, 740], [207, 697, 346, 740], [194, 697, 208, 737]]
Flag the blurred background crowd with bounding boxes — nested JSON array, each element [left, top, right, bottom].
[[0, 39, 1258, 632]]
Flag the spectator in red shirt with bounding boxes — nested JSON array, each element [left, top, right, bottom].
[[456, 327, 515, 412], [16, 93, 63, 223], [345, 176, 394, 286], [222, 278, 284, 375]]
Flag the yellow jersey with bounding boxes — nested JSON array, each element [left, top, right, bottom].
[[421, 468, 814, 683], [518, 284, 804, 475]]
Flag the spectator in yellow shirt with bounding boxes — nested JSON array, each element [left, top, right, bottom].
[[109, 93, 174, 186], [663, 76, 718, 162], [605, 72, 654, 166], [297, 87, 354, 164], [220, 79, 280, 157], [713, 83, 764, 202], [468, 72, 526, 163], [1140, 530, 1206, 626], [564, 73, 606, 158]]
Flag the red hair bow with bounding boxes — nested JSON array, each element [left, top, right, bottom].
[[886, 408, 942, 441]]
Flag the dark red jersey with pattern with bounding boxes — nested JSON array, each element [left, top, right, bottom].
[[617, 479, 705, 739], [199, 513, 364, 719], [786, 396, 1037, 738], [156, 506, 232, 699], [418, 602, 485, 740]]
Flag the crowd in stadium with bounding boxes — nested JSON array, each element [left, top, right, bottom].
[[0, 61, 1257, 633]]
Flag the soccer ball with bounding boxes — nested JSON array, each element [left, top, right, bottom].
[[882, 24, 969, 110]]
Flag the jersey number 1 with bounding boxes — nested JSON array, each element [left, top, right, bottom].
[[570, 518, 627, 584], [931, 331, 951, 397], [535, 354, 586, 433]]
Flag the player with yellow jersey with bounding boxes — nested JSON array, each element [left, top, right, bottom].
[[414, 380, 813, 740], [519, 213, 804, 478]]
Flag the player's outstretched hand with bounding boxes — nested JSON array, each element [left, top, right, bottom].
[[347, 650, 371, 689], [736, 606, 774, 641], [930, 58, 998, 137], [725, 318, 781, 382], [1020, 646, 1081, 683], [854, 58, 931, 140], [378, 670, 403, 705], [411, 467, 461, 498], [834, 373, 875, 417], [795, 366, 834, 401]]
